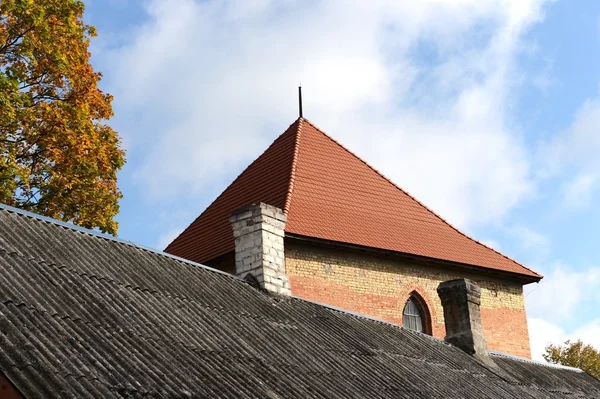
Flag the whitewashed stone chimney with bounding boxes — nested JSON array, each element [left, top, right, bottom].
[[229, 203, 290, 295], [437, 279, 489, 358]]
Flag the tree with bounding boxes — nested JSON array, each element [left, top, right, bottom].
[[544, 340, 600, 379], [0, 0, 125, 234]]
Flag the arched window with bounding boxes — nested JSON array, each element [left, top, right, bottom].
[[402, 293, 431, 335]]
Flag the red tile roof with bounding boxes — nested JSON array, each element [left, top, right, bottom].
[[166, 118, 542, 281]]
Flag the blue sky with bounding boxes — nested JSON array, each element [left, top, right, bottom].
[[82, 0, 600, 360]]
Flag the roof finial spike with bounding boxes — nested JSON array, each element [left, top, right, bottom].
[[298, 85, 303, 118]]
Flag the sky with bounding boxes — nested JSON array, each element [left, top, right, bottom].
[[82, 0, 600, 361]]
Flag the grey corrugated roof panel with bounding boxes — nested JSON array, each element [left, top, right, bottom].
[[0, 205, 486, 347], [0, 203, 236, 279], [490, 350, 600, 396], [0, 205, 599, 398], [0, 206, 455, 347]]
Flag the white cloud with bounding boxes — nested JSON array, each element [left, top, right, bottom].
[[104, 0, 550, 231], [529, 317, 600, 361], [563, 173, 597, 209], [527, 263, 600, 362], [156, 227, 185, 250], [507, 225, 550, 255], [575, 321, 600, 350], [540, 97, 600, 177], [536, 95, 600, 211], [528, 317, 567, 361], [481, 239, 501, 251], [525, 262, 600, 361], [525, 263, 600, 322]]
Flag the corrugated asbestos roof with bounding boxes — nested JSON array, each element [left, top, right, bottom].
[[166, 118, 541, 280], [0, 205, 596, 398]]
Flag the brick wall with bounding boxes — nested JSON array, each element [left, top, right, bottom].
[[285, 240, 531, 358]]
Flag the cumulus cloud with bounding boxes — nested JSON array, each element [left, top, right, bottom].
[[481, 239, 501, 251], [103, 0, 549, 231], [525, 261, 600, 360], [545, 97, 600, 168], [507, 225, 550, 255], [528, 317, 568, 361], [529, 317, 600, 361], [563, 173, 597, 209], [522, 84, 600, 364], [525, 263, 600, 322], [539, 96, 600, 206], [156, 227, 185, 251]]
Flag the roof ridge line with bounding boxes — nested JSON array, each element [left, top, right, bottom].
[[2, 202, 464, 349], [0, 203, 238, 279], [489, 351, 583, 372], [300, 118, 540, 279], [291, 293, 451, 346], [165, 118, 302, 253], [283, 117, 303, 214], [0, 203, 468, 349]]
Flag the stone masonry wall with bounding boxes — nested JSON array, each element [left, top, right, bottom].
[[285, 241, 531, 358], [230, 203, 290, 295]]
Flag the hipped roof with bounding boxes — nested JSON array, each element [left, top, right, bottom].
[[166, 118, 541, 281]]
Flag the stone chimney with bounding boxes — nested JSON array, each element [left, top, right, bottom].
[[229, 203, 290, 295], [437, 279, 489, 359]]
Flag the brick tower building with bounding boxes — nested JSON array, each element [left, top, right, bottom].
[[166, 117, 542, 358]]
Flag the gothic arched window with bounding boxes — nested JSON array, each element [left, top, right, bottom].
[[402, 293, 431, 335]]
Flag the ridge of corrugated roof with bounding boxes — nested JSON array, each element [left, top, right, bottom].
[[299, 118, 541, 279], [0, 202, 473, 348], [490, 351, 583, 372], [0, 203, 237, 279], [0, 204, 467, 358], [1, 201, 598, 397]]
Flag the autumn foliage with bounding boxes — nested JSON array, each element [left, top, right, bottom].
[[544, 340, 600, 380], [0, 0, 124, 234]]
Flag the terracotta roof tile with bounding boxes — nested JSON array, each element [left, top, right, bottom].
[[166, 118, 542, 280]]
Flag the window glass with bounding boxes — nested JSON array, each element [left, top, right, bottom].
[[402, 296, 424, 333]]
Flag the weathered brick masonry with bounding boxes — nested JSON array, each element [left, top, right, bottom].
[[285, 240, 531, 358]]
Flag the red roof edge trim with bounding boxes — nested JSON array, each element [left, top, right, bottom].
[[301, 118, 542, 280], [284, 118, 303, 214]]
